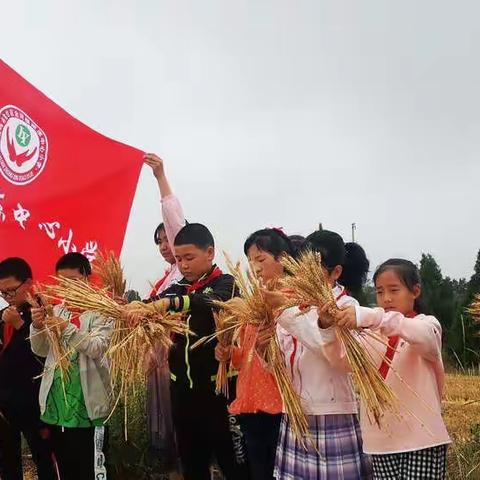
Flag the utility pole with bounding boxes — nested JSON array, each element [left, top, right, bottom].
[[351, 223, 357, 243]]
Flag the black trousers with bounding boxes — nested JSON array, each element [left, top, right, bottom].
[[239, 413, 281, 480], [170, 383, 249, 480], [49, 425, 108, 480], [0, 405, 56, 480]]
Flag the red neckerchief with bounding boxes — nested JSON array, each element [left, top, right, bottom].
[[378, 310, 417, 380], [149, 268, 171, 298], [185, 266, 223, 294]]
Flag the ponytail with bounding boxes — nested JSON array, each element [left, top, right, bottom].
[[304, 230, 369, 299], [340, 242, 370, 298]]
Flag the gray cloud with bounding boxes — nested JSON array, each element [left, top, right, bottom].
[[3, 0, 478, 294]]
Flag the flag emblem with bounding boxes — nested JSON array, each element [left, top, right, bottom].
[[0, 104, 48, 185]]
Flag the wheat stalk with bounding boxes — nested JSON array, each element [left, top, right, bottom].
[[280, 249, 400, 427], [93, 251, 126, 298], [467, 294, 480, 323], [191, 254, 311, 448], [44, 276, 190, 435]]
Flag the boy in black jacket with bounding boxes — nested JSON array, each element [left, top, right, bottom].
[[145, 223, 248, 480], [0, 258, 56, 480]]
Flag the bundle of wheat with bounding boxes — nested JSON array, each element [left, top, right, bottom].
[[93, 251, 126, 298], [45, 277, 189, 433], [280, 249, 400, 427], [192, 255, 310, 447]]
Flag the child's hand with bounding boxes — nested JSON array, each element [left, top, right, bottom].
[[215, 343, 232, 362], [46, 316, 69, 334], [153, 298, 171, 314], [143, 153, 165, 179], [335, 305, 357, 330], [31, 307, 46, 329], [317, 303, 336, 329], [2, 307, 24, 330], [262, 289, 287, 310]]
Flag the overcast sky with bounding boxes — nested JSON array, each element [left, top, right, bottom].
[[2, 1, 479, 295]]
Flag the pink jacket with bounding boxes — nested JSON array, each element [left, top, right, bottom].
[[355, 307, 451, 454], [276, 284, 359, 415], [152, 194, 185, 295]]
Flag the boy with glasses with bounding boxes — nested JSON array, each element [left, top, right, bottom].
[[0, 257, 56, 480]]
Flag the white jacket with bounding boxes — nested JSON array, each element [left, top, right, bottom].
[[30, 305, 112, 421], [276, 284, 358, 416]]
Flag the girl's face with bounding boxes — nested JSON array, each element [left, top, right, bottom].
[[375, 269, 420, 315], [247, 244, 285, 283], [322, 264, 342, 287]]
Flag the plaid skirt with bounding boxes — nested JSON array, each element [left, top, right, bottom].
[[274, 413, 372, 480], [371, 444, 448, 479]]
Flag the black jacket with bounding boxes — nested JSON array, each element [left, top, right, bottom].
[[158, 270, 236, 391], [0, 303, 44, 410]]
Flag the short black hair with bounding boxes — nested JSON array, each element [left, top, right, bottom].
[[154, 223, 165, 245], [174, 223, 214, 250], [0, 257, 32, 282], [55, 253, 92, 276], [288, 235, 306, 258], [154, 220, 189, 245], [244, 228, 295, 259], [304, 230, 345, 269], [304, 230, 369, 297]]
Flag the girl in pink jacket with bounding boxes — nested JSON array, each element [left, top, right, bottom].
[[267, 230, 372, 480], [334, 259, 451, 479]]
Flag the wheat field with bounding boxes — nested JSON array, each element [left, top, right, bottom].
[[22, 373, 480, 479]]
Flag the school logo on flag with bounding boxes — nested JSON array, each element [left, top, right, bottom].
[[0, 104, 48, 186]]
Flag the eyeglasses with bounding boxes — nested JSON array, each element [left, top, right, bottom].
[[0, 280, 26, 299]]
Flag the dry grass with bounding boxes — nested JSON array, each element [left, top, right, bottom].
[[22, 373, 480, 479], [468, 295, 480, 323], [444, 374, 480, 479], [93, 251, 127, 298]]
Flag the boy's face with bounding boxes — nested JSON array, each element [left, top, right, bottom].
[[174, 244, 215, 282], [56, 268, 86, 282], [0, 276, 32, 307]]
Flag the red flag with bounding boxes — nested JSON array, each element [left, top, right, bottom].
[[0, 60, 143, 281]]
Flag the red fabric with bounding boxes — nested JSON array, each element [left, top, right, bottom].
[[186, 266, 223, 294], [289, 337, 298, 377], [2, 323, 15, 351], [378, 311, 417, 380], [149, 269, 170, 298], [229, 324, 283, 415], [0, 60, 143, 283]]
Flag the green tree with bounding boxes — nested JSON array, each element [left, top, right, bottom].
[[458, 249, 480, 367]]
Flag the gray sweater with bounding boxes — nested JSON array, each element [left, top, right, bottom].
[[30, 306, 113, 421]]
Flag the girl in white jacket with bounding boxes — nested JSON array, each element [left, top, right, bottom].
[[266, 230, 372, 480]]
